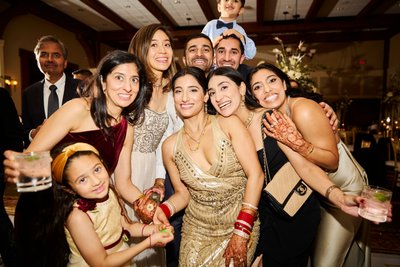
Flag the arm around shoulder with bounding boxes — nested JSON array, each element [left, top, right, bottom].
[[291, 98, 339, 170]]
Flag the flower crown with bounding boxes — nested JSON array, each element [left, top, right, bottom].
[[272, 37, 316, 92]]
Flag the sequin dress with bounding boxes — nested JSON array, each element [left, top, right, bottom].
[[175, 116, 259, 267], [126, 108, 169, 267], [65, 190, 132, 267]]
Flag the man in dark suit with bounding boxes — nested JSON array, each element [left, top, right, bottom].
[[22, 35, 79, 147], [16, 36, 79, 266], [0, 87, 23, 267]]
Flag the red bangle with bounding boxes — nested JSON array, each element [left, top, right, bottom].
[[159, 203, 171, 219], [234, 223, 251, 235], [237, 211, 254, 226], [235, 221, 251, 232]]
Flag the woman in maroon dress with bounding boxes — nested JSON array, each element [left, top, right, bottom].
[[3, 50, 165, 266]]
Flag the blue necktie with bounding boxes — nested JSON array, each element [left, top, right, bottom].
[[216, 20, 234, 29], [48, 85, 59, 117]]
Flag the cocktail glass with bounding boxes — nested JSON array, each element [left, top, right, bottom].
[[358, 185, 392, 223], [15, 151, 52, 192]]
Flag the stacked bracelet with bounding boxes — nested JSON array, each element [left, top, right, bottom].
[[159, 200, 176, 219], [325, 184, 340, 199], [159, 203, 171, 219], [154, 178, 165, 188], [241, 202, 258, 218], [233, 228, 250, 239], [242, 202, 258, 211], [133, 194, 145, 205], [234, 210, 255, 240]]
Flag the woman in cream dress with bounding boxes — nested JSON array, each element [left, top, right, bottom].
[[126, 24, 182, 267]]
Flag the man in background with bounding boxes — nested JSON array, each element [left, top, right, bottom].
[[17, 35, 79, 266], [22, 35, 79, 147], [214, 33, 252, 79], [182, 33, 214, 75]]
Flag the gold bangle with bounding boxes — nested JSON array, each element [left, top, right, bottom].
[[242, 202, 258, 210], [133, 194, 145, 204], [154, 178, 165, 187], [325, 185, 339, 199], [305, 144, 314, 158]]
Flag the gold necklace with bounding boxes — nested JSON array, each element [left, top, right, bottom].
[[184, 116, 209, 151], [244, 111, 254, 128]]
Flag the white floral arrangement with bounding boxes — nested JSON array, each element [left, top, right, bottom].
[[272, 37, 317, 92]]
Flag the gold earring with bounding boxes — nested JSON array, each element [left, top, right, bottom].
[[241, 95, 245, 107]]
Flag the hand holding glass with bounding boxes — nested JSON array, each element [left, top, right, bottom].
[[358, 185, 392, 223], [15, 151, 52, 192]]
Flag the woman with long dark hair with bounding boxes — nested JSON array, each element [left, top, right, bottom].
[[4, 50, 157, 266]]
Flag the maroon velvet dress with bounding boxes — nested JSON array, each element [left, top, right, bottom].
[[59, 117, 128, 172], [14, 117, 128, 266]]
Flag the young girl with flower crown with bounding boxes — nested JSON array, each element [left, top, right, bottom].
[[51, 142, 174, 266]]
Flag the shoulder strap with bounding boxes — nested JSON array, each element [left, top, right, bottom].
[[261, 111, 272, 183]]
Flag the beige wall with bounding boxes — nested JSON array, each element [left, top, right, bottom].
[[3, 14, 90, 113]]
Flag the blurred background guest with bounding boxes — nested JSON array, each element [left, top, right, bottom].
[[0, 87, 23, 267]]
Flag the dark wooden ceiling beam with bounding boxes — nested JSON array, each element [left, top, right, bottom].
[[138, 0, 176, 28], [243, 15, 400, 35], [80, 0, 136, 31], [252, 29, 391, 46], [256, 0, 265, 24], [357, 0, 399, 18], [357, 0, 383, 18], [198, 0, 215, 21], [305, 0, 325, 22], [100, 13, 399, 45]]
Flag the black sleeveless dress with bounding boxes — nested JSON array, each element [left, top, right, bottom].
[[255, 135, 321, 267]]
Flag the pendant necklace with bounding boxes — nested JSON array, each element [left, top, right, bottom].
[[244, 111, 254, 128], [184, 115, 209, 151]]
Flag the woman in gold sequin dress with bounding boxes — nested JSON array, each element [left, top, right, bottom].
[[155, 67, 264, 266]]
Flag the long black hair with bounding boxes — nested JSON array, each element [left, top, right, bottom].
[[79, 50, 148, 136], [171, 66, 208, 94], [206, 67, 260, 115], [248, 63, 323, 102]]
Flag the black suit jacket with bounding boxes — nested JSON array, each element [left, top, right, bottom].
[[21, 75, 79, 147], [0, 88, 23, 175]]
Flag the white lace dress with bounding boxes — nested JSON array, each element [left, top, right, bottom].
[[126, 108, 169, 267]]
